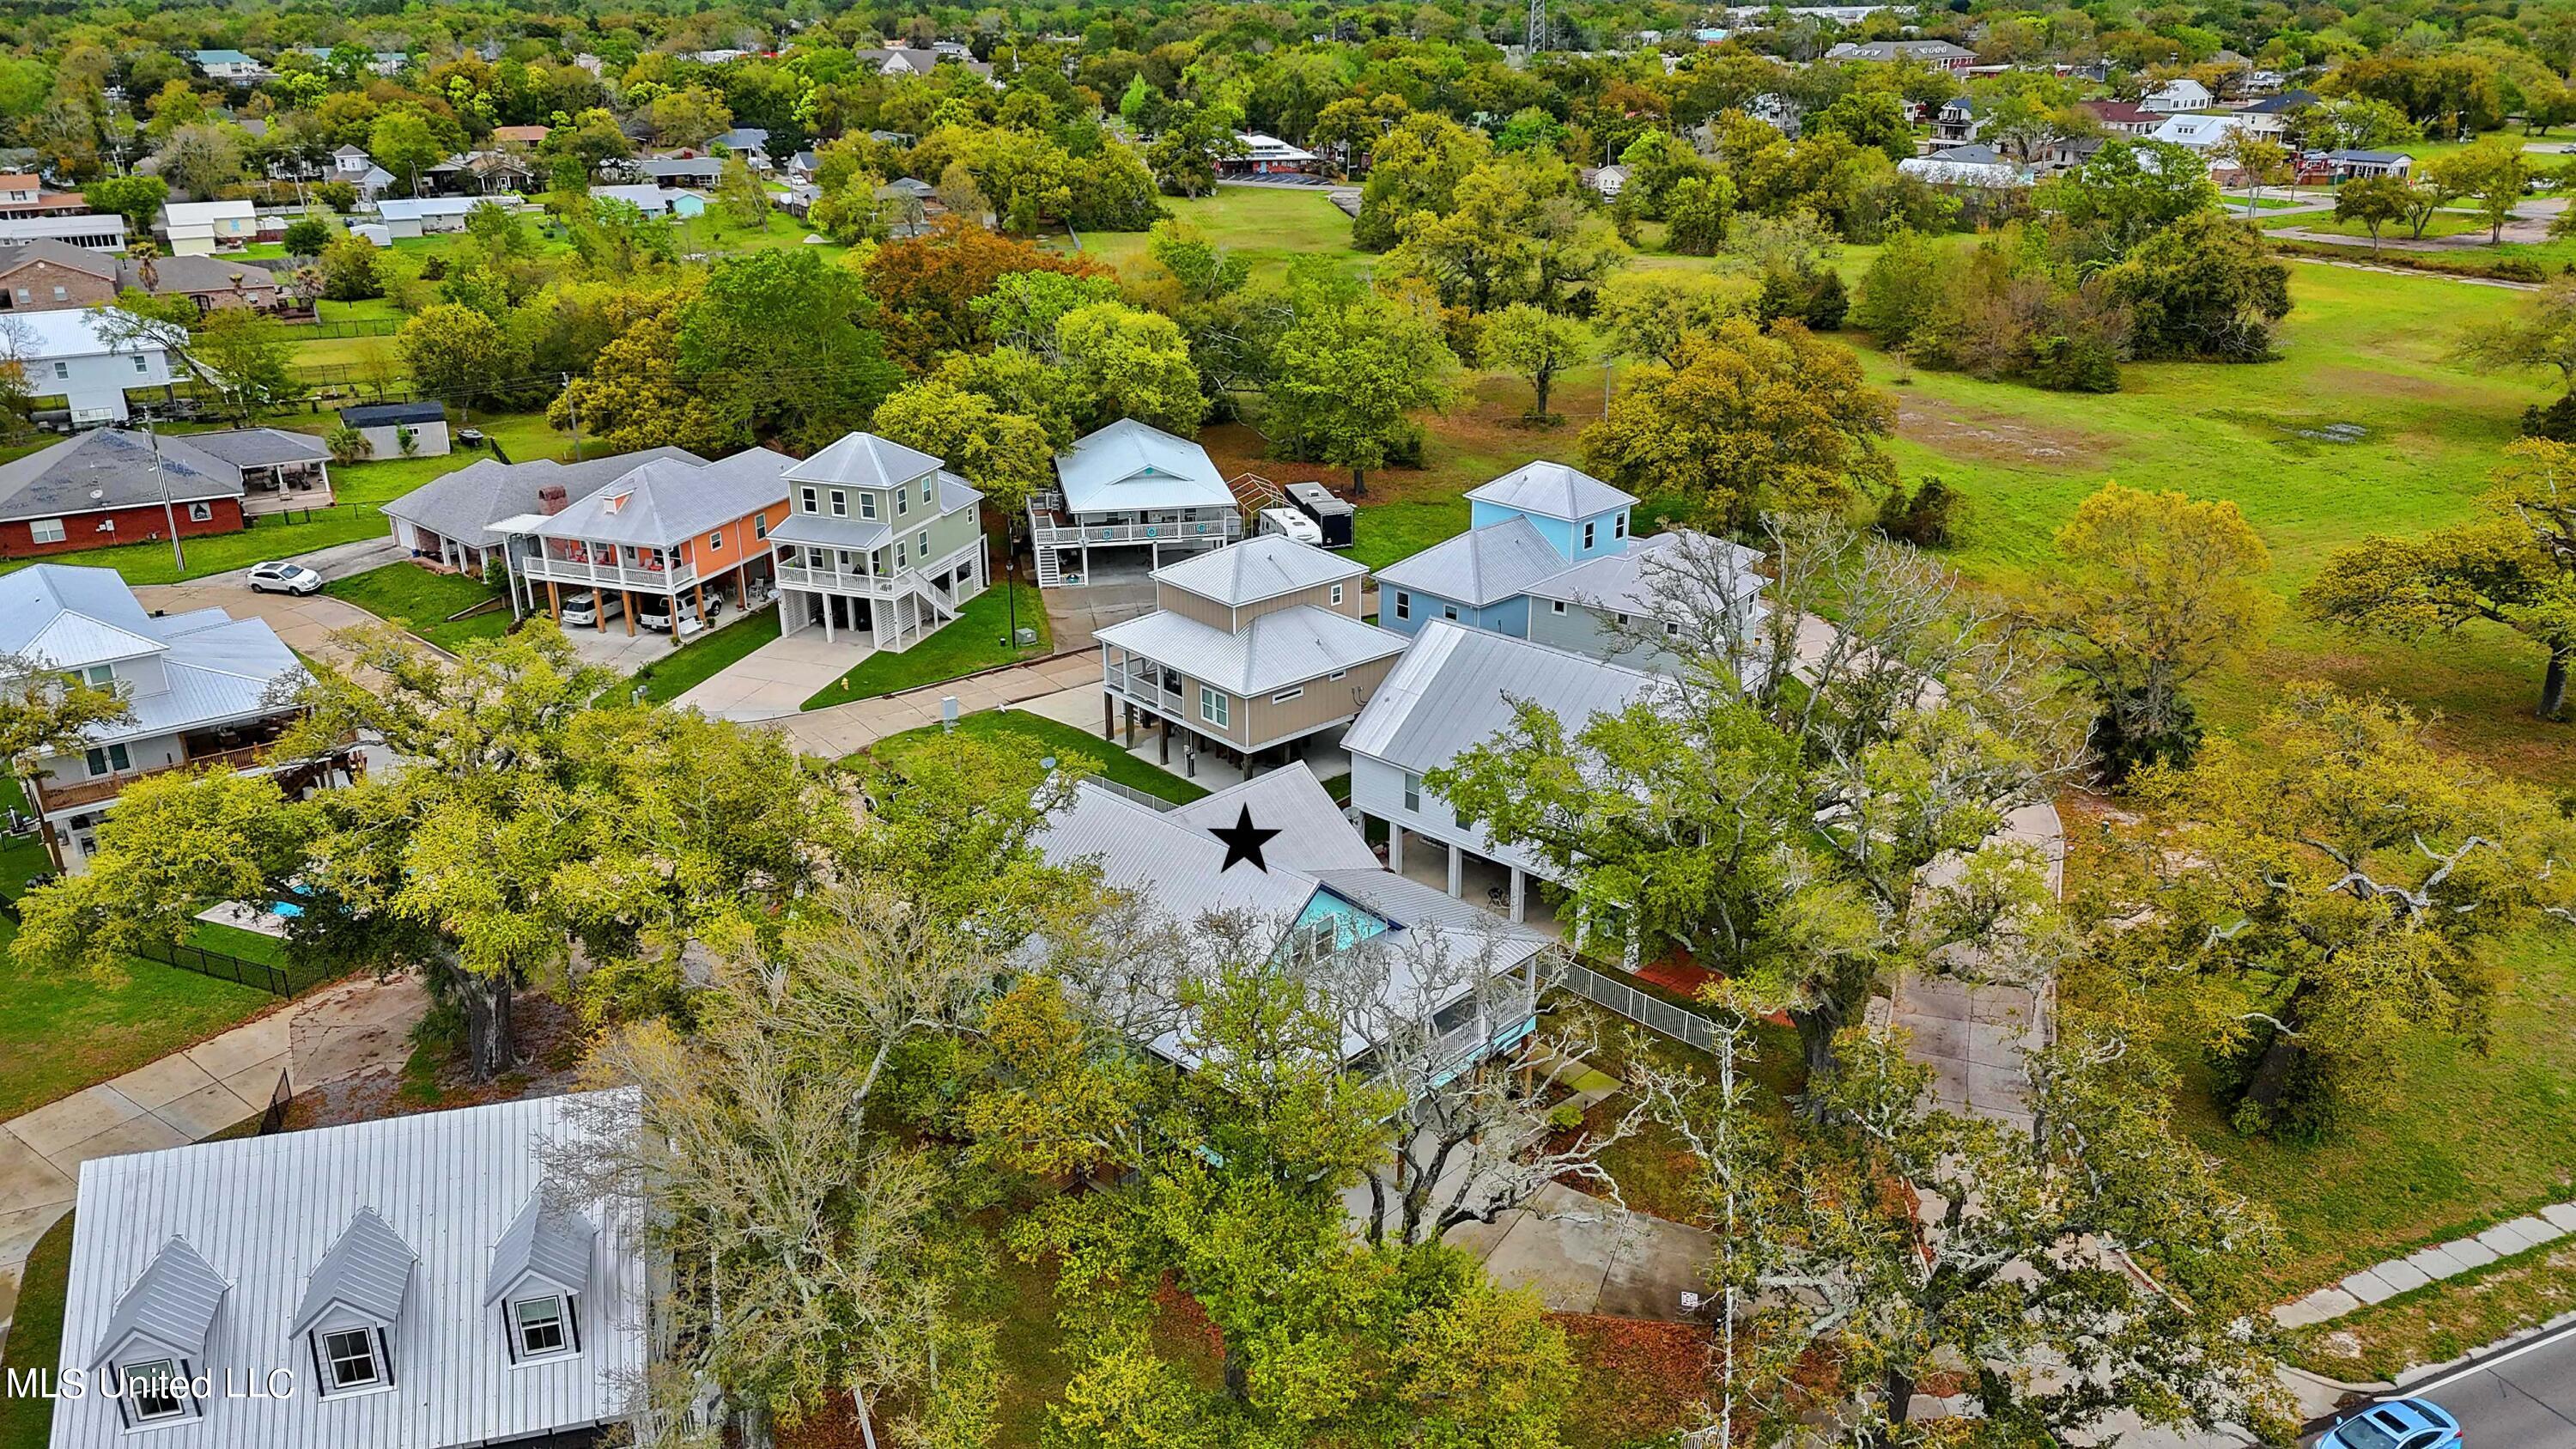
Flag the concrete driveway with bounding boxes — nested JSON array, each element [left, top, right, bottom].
[[671, 632, 871, 721], [135, 575, 389, 673], [278, 535, 404, 581]]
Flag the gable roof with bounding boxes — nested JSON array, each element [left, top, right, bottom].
[[482, 1188, 595, 1304], [0, 563, 165, 665], [0, 236, 118, 281], [0, 429, 242, 525], [1370, 514, 1570, 607], [785, 430, 943, 490], [181, 427, 330, 470], [1166, 765, 1385, 874], [1464, 460, 1636, 522], [381, 447, 705, 548], [1343, 618, 1664, 773], [87, 1238, 228, 1368], [532, 447, 793, 547], [289, 1208, 416, 1336], [1, 307, 163, 362], [1152, 535, 1362, 607], [1054, 418, 1231, 514], [52, 1090, 647, 1449], [1522, 528, 1765, 615], [1096, 602, 1406, 696]]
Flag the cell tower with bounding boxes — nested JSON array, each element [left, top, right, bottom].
[[1526, 0, 1547, 52]]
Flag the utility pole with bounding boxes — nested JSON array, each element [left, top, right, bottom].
[[146, 417, 185, 575], [561, 372, 580, 460], [1526, 0, 1547, 52]]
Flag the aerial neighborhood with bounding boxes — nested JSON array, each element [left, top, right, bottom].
[[1, 3, 2574, 1448]]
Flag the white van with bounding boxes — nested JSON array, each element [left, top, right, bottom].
[[1257, 507, 1323, 545], [557, 591, 624, 627]]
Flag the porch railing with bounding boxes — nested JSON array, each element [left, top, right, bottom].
[[520, 555, 701, 594], [1550, 959, 1721, 1053]]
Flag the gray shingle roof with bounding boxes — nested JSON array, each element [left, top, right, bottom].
[[483, 1188, 595, 1304], [0, 429, 242, 524], [531, 447, 793, 547], [1096, 603, 1405, 696], [0, 236, 118, 280], [1463, 460, 1636, 522], [120, 253, 276, 295], [88, 1238, 228, 1368], [1152, 535, 1362, 606], [784, 431, 941, 490], [180, 427, 330, 470], [289, 1208, 416, 1336], [1343, 618, 1663, 773], [1370, 515, 1568, 607], [380, 447, 704, 548]]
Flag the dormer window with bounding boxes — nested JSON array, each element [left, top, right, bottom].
[[122, 1357, 191, 1422], [485, 1184, 596, 1368], [510, 1294, 575, 1358], [321, 1327, 383, 1390]]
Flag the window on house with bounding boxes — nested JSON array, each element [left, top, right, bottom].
[[28, 519, 64, 544], [829, 490, 848, 518], [52, 361, 66, 380], [1393, 592, 1410, 621], [83, 664, 112, 686], [708, 530, 724, 551], [1665, 620, 1680, 638], [1328, 669, 1347, 681], [916, 529, 930, 559], [1199, 686, 1230, 728], [51, 285, 66, 301], [121, 1359, 186, 1422], [1550, 600, 1567, 615], [1295, 917, 1338, 961], [1614, 511, 1629, 539], [859, 491, 876, 520], [84, 743, 130, 777], [1272, 685, 1303, 703], [132, 354, 148, 374], [1442, 605, 1459, 621], [1582, 521, 1597, 550], [321, 1328, 381, 1390], [1402, 772, 1421, 812], [896, 487, 909, 516], [186, 502, 211, 521], [922, 478, 934, 506], [1615, 612, 1631, 625], [754, 514, 768, 539], [799, 486, 817, 513], [1330, 582, 1344, 606], [512, 1295, 570, 1357]]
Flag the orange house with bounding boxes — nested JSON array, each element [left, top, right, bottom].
[[495, 447, 797, 635]]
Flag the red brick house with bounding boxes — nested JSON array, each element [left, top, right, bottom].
[[0, 429, 271, 557]]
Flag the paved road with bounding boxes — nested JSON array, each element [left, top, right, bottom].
[[2306, 1318, 2576, 1447]]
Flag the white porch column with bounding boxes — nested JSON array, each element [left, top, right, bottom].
[[822, 594, 835, 643], [1388, 823, 1404, 872], [1508, 865, 1526, 924], [1446, 840, 1463, 898]]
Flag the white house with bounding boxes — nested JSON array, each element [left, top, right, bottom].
[[0, 564, 353, 873], [1345, 620, 1666, 928], [2, 307, 173, 425], [1032, 418, 1242, 587], [187, 49, 267, 82], [374, 194, 523, 238], [328, 143, 397, 198], [48, 1091, 647, 1449], [1225, 133, 1320, 174], [0, 214, 129, 250], [2141, 78, 2216, 114], [158, 201, 258, 257], [588, 183, 709, 218], [1899, 143, 2031, 188]]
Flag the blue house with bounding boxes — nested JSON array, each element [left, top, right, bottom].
[[1373, 461, 1638, 639]]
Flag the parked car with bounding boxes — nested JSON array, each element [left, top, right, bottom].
[[245, 561, 324, 596], [2319, 1399, 2462, 1449], [638, 595, 721, 631], [557, 591, 623, 627]]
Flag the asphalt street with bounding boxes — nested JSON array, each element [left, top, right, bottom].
[[2306, 1319, 2576, 1447]]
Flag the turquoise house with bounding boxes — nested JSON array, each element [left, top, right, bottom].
[[1373, 461, 1640, 640]]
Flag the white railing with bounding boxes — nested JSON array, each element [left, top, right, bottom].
[[775, 539, 980, 601], [520, 555, 698, 593], [1027, 508, 1242, 549]]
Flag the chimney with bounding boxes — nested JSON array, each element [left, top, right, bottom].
[[538, 484, 568, 515]]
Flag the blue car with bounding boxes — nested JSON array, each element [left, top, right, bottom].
[[2320, 1398, 2464, 1449]]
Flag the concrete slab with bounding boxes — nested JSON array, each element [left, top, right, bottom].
[[2433, 1237, 2500, 1273], [2540, 1202, 2576, 1234], [2270, 1287, 2362, 1327], [2480, 1215, 2565, 1257], [0, 1199, 70, 1269], [2374, 1257, 2434, 1294], [288, 973, 428, 1090], [2403, 1243, 2479, 1282], [101, 1053, 223, 1112], [147, 1081, 263, 1141], [46, 1113, 190, 1172], [0, 1147, 76, 1221], [2341, 1268, 2403, 1305], [1594, 1213, 1714, 1322], [3, 1088, 148, 1160], [180, 1010, 291, 1082]]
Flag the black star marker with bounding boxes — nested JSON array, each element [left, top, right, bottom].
[[1209, 805, 1283, 874]]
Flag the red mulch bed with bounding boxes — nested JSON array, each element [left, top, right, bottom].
[[1556, 1312, 1714, 1444]]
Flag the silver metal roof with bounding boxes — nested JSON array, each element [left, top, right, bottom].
[[289, 1208, 416, 1336], [1096, 603, 1405, 696], [1053, 418, 1231, 515], [0, 563, 163, 661], [52, 1089, 647, 1449], [1369, 515, 1569, 607], [88, 1238, 228, 1368], [1342, 619, 1663, 773], [482, 1188, 594, 1304], [1462, 460, 1635, 522], [0, 429, 243, 524], [1521, 529, 1765, 613], [767, 472, 981, 551], [783, 431, 942, 490], [1152, 535, 1362, 607], [1166, 767, 1382, 874]]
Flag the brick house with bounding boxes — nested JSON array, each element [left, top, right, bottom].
[[0, 429, 252, 557], [0, 241, 280, 314]]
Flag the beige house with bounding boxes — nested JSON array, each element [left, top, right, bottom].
[[1096, 535, 1405, 773]]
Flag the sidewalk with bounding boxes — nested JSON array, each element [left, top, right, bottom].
[[777, 652, 1102, 758], [0, 972, 427, 1355], [2274, 1201, 2576, 1328]]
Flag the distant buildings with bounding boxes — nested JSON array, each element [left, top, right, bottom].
[[2141, 77, 2216, 114], [187, 48, 269, 82], [374, 194, 525, 238], [1226, 134, 1321, 175], [587, 183, 708, 218], [0, 214, 128, 250], [0, 428, 334, 559], [1822, 38, 1977, 70], [1, 308, 174, 425]]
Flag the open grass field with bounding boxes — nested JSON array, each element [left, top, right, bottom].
[[1071, 185, 1367, 283], [2263, 208, 2498, 240], [862, 707, 1211, 804], [799, 582, 1050, 708], [322, 561, 509, 651]]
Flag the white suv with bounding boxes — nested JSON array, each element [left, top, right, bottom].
[[557, 591, 623, 627], [246, 561, 324, 596]]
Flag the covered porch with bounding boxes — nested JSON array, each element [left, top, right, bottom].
[[1369, 820, 1568, 941]]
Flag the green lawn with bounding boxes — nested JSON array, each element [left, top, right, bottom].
[[1070, 186, 1366, 283], [0, 1213, 73, 1449], [2263, 208, 2495, 240], [799, 582, 1051, 709], [863, 707, 1211, 804], [322, 561, 508, 651], [631, 605, 783, 703], [1850, 259, 2574, 786], [314, 296, 406, 323]]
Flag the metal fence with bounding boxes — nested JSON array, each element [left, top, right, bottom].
[[128, 936, 331, 998], [1087, 777, 1181, 813], [1550, 959, 1721, 1053]]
